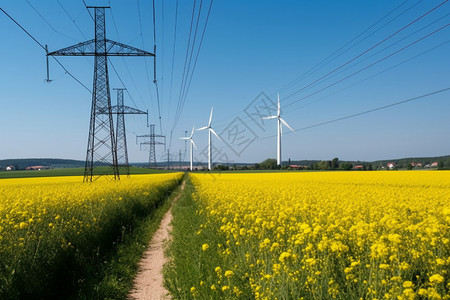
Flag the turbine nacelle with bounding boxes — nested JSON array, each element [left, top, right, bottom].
[[180, 125, 197, 149]]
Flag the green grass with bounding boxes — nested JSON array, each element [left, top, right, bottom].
[[0, 166, 171, 179], [164, 175, 234, 299]]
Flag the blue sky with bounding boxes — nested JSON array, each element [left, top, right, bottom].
[[1, 0, 449, 164]]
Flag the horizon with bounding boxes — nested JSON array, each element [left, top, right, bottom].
[[1, 153, 449, 166]]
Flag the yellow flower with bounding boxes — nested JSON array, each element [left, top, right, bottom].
[[429, 274, 444, 284], [201, 243, 209, 251], [224, 270, 234, 278], [403, 281, 413, 288]]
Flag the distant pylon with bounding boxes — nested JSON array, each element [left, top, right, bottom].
[[150, 125, 157, 168], [48, 6, 154, 182], [111, 88, 147, 177], [137, 125, 165, 168]]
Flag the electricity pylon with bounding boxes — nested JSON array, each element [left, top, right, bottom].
[[47, 6, 154, 182], [111, 88, 147, 177], [137, 125, 165, 168]]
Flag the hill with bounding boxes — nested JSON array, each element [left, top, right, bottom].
[[0, 158, 85, 170]]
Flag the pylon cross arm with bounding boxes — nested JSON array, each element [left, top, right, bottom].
[[105, 39, 154, 56], [47, 39, 154, 57], [110, 105, 147, 114]]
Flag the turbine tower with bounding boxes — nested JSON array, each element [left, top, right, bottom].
[[263, 94, 295, 166], [180, 126, 197, 171], [198, 107, 221, 170], [111, 88, 147, 177], [47, 6, 154, 182]]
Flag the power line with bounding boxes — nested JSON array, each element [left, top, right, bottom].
[[214, 21, 450, 129], [284, 23, 449, 109], [24, 0, 77, 41], [277, 0, 415, 96], [321, 13, 450, 87], [173, 0, 198, 130], [109, 6, 148, 112], [1, 8, 46, 51], [0, 7, 91, 93], [167, 0, 179, 131], [176, 0, 214, 126], [210, 0, 441, 130], [211, 21, 449, 132], [284, 0, 448, 101], [284, 39, 450, 116], [81, 0, 94, 21], [172, 0, 214, 131], [56, 0, 89, 40], [152, 0, 163, 134], [289, 87, 450, 134], [179, 0, 204, 105]]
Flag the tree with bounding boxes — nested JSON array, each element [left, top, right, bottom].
[[260, 158, 277, 170], [339, 162, 353, 170], [331, 157, 339, 169], [318, 160, 331, 170], [213, 164, 229, 171]]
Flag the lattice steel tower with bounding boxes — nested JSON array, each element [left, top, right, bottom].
[[48, 7, 154, 182], [137, 125, 165, 168], [111, 88, 147, 177]]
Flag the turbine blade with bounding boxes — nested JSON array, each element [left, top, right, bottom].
[[180, 137, 189, 140], [210, 128, 222, 141], [191, 139, 197, 149], [190, 125, 195, 138], [280, 117, 295, 132], [277, 93, 280, 117], [197, 126, 208, 131], [262, 116, 277, 120], [208, 107, 213, 126]]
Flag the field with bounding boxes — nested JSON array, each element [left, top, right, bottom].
[[0, 166, 172, 179], [166, 171, 450, 299], [0, 173, 183, 298]]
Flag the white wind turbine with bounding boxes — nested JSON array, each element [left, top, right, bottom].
[[198, 107, 221, 170], [262, 93, 295, 166], [180, 126, 197, 171]]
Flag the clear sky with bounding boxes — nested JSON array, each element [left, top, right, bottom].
[[1, 0, 449, 164]]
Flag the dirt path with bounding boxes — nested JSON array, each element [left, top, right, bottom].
[[128, 179, 186, 300]]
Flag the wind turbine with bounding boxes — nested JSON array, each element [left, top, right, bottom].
[[198, 107, 221, 170], [262, 94, 295, 166], [180, 126, 197, 171]]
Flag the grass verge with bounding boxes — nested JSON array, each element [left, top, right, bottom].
[[163, 175, 226, 299]]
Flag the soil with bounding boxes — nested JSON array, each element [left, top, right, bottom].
[[128, 180, 185, 300]]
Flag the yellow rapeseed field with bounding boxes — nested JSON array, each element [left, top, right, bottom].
[[188, 171, 450, 299], [0, 173, 182, 296]]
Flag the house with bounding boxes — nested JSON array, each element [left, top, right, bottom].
[[353, 165, 364, 170], [387, 162, 395, 169], [411, 162, 422, 167], [5, 166, 15, 171], [25, 166, 49, 171], [431, 162, 439, 168]]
